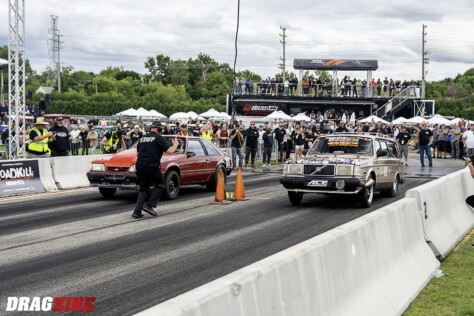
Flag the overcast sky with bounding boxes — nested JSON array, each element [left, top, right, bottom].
[[1, 0, 473, 81]]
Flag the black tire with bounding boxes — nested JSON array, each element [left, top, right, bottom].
[[359, 175, 375, 208], [164, 170, 180, 200], [99, 187, 116, 198], [386, 176, 399, 197], [288, 191, 304, 205], [206, 165, 226, 192]]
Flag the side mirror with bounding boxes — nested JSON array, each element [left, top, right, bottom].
[[186, 151, 196, 157], [302, 149, 308, 156], [377, 149, 388, 157]]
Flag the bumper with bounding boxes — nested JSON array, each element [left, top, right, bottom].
[[87, 171, 139, 190], [280, 176, 365, 194]]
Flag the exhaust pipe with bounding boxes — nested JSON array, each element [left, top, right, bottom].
[[364, 179, 375, 188]]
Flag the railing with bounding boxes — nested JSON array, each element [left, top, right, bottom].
[[234, 82, 421, 99], [373, 86, 422, 119]]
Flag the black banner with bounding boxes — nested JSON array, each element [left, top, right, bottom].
[[0, 160, 45, 196], [293, 59, 378, 71]]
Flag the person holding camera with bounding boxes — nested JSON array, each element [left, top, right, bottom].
[[49, 116, 70, 156], [462, 124, 474, 157], [230, 123, 244, 169], [464, 157, 474, 208]]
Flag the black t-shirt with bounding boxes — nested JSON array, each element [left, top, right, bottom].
[[273, 127, 287, 143], [136, 132, 170, 169], [397, 132, 411, 145], [418, 128, 433, 146], [230, 129, 244, 148]]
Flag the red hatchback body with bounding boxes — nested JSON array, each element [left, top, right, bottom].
[[87, 136, 232, 199]]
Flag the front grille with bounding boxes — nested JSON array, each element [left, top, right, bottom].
[[106, 167, 129, 172], [304, 164, 335, 176]]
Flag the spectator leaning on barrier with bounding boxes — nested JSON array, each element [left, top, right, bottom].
[[245, 121, 259, 168], [396, 126, 410, 167], [416, 121, 433, 170], [87, 126, 99, 155], [462, 124, 474, 157], [48, 116, 70, 157], [27, 117, 52, 158], [230, 123, 244, 169], [101, 129, 125, 154]]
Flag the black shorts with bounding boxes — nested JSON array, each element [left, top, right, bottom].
[[438, 140, 447, 152]]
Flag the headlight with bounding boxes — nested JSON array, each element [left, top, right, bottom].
[[336, 165, 353, 176], [91, 163, 105, 171], [354, 164, 363, 176], [287, 164, 304, 176], [128, 164, 136, 172]]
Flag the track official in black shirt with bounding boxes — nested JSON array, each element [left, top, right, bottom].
[[132, 122, 179, 219]]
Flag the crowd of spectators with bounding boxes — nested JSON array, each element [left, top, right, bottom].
[[235, 76, 422, 98]]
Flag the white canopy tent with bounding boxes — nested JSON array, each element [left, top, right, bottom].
[[405, 116, 426, 124], [200, 108, 221, 118], [265, 110, 292, 121], [169, 112, 190, 120], [147, 110, 167, 118], [358, 115, 389, 124], [117, 108, 139, 116], [292, 113, 311, 122], [427, 115, 452, 125], [392, 117, 407, 125]]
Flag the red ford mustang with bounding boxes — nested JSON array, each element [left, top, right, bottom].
[[87, 136, 232, 199]]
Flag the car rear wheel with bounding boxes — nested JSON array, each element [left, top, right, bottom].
[[359, 175, 374, 208], [288, 191, 304, 205], [164, 170, 180, 200], [206, 165, 226, 192], [385, 176, 399, 197], [99, 187, 116, 198]]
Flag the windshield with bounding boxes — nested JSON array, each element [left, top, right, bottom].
[[308, 136, 374, 155]]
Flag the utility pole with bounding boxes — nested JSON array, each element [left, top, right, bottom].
[[279, 26, 287, 78], [48, 15, 63, 92], [57, 32, 63, 93], [422, 24, 429, 98]]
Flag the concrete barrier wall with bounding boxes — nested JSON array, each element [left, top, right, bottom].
[[406, 168, 474, 258], [36, 158, 58, 191], [50, 155, 104, 190], [137, 198, 439, 316]]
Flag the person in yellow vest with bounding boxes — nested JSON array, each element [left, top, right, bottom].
[[100, 129, 125, 154], [27, 117, 53, 158], [200, 124, 213, 141]]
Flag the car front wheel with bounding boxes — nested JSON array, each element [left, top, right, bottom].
[[206, 165, 226, 192], [359, 176, 374, 208], [164, 170, 180, 200], [288, 191, 304, 205], [99, 187, 116, 198]]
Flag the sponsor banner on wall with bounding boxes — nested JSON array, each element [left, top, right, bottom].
[[0, 160, 45, 196]]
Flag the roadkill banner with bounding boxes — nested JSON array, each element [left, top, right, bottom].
[[0, 160, 45, 196]]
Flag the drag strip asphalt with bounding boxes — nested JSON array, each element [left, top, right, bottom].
[[0, 173, 429, 315]]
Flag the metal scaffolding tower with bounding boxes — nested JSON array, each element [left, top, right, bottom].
[[8, 0, 26, 159]]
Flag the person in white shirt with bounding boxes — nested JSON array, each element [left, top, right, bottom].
[[462, 124, 474, 157]]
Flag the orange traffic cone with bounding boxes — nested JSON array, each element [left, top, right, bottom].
[[233, 167, 248, 201], [210, 169, 231, 205]]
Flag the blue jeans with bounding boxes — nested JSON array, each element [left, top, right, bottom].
[[278, 143, 285, 162], [419, 145, 433, 167], [232, 146, 244, 168]]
